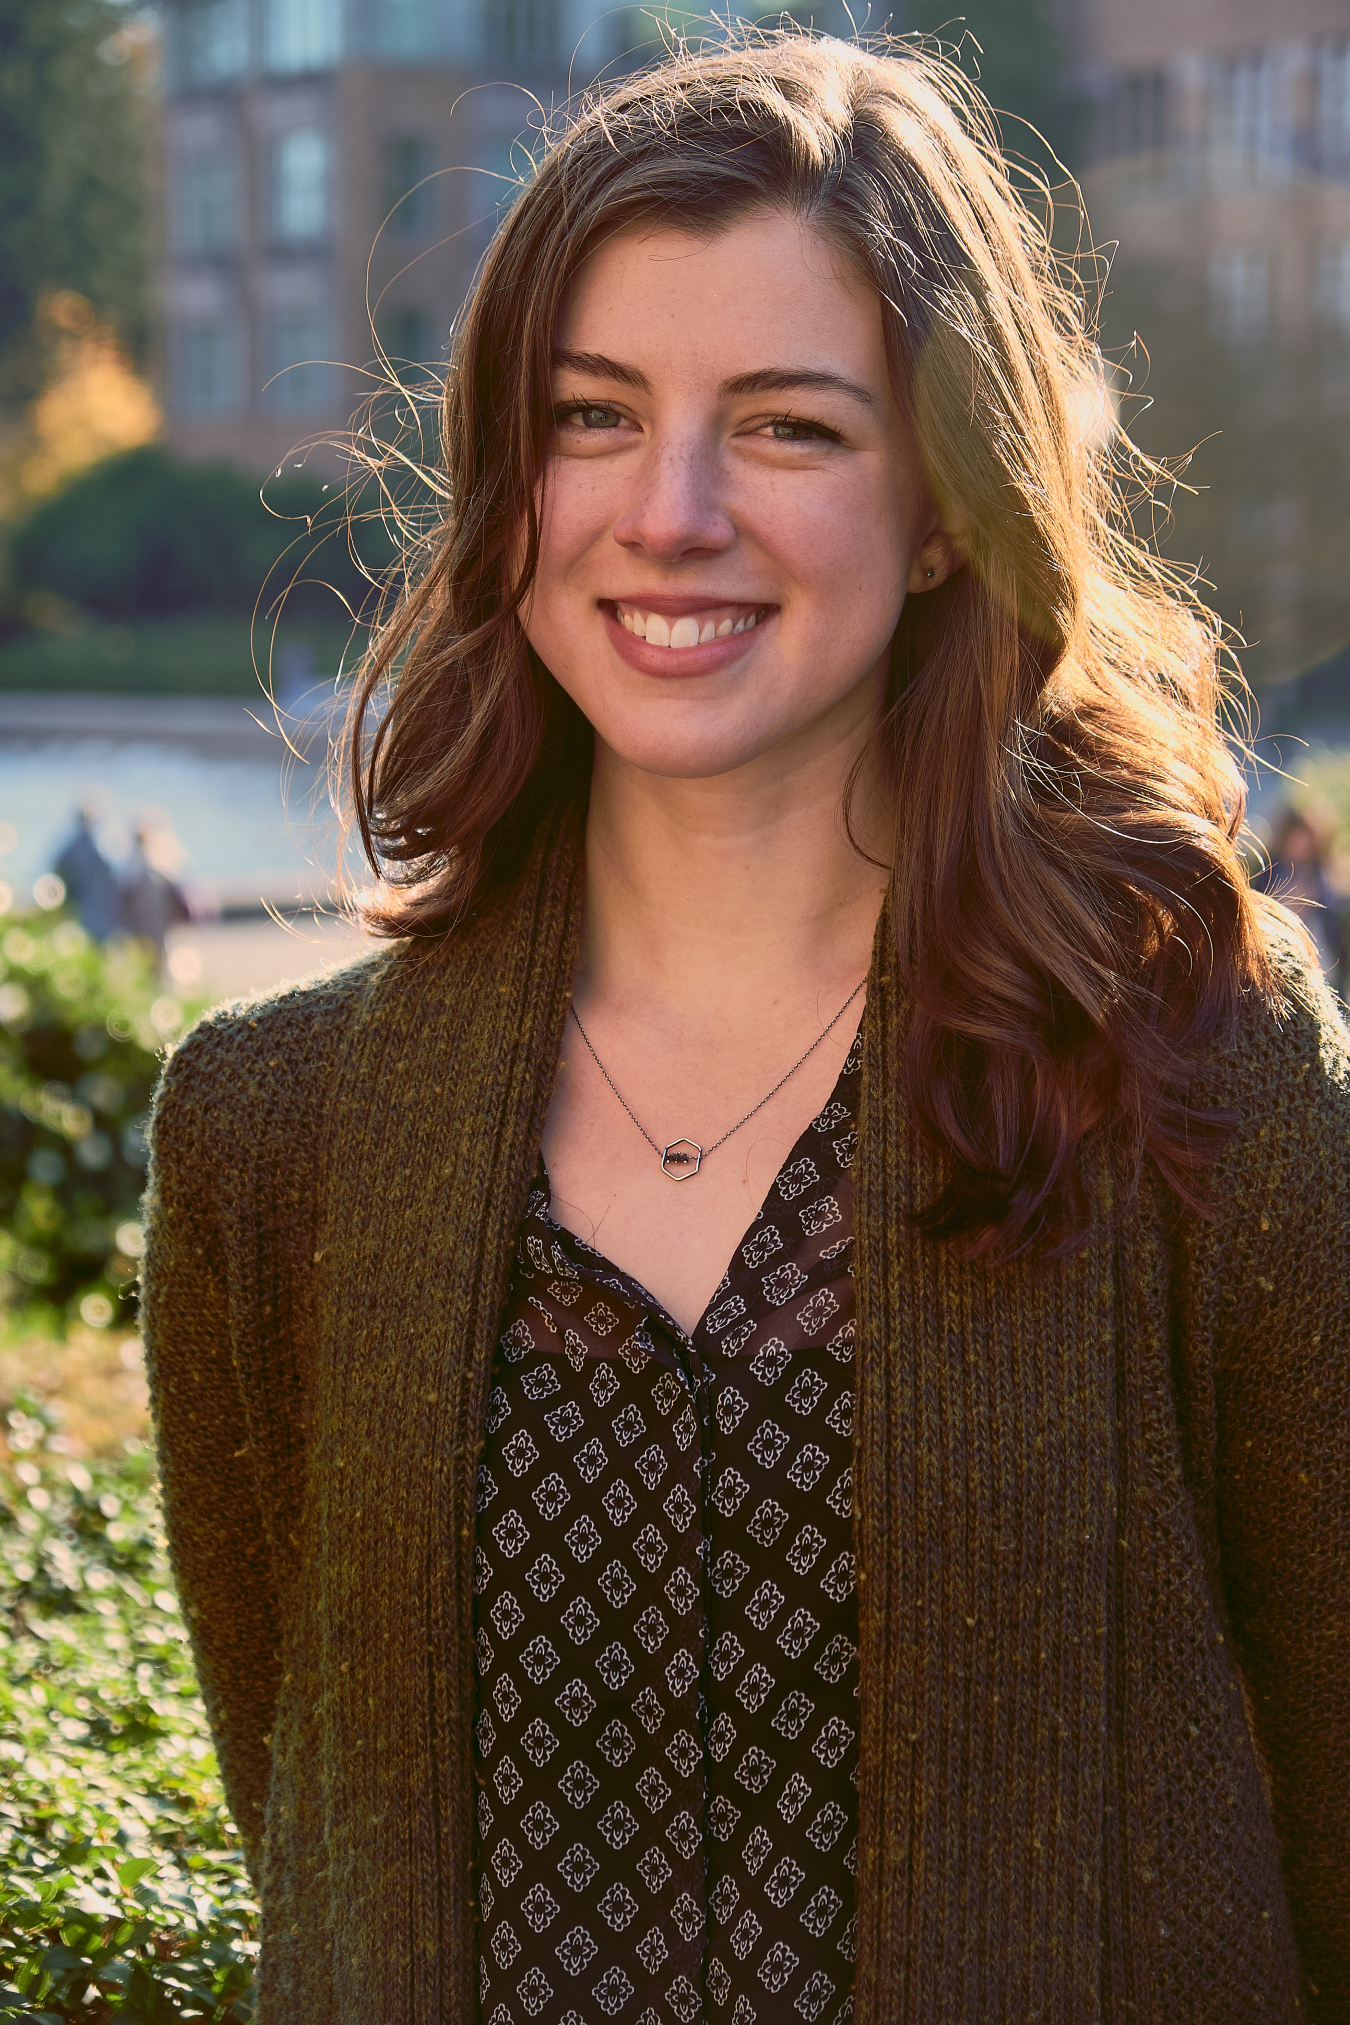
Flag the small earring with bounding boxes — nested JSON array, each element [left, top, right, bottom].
[[925, 567, 935, 579]]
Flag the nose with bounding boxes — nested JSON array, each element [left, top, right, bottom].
[[611, 431, 735, 563]]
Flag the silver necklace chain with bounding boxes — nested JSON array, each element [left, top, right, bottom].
[[568, 978, 866, 1181]]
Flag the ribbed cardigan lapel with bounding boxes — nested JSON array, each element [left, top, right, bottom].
[[306, 796, 586, 2021], [297, 811, 1121, 2023], [853, 940, 1118, 2023]]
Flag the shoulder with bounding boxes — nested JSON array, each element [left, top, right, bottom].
[[151, 909, 514, 1149], [150, 943, 403, 1162], [1190, 927, 1349, 1129], [1185, 925, 1349, 1259]]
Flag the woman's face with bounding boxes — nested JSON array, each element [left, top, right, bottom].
[[523, 208, 955, 785]]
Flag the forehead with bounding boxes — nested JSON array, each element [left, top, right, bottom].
[[556, 209, 888, 387]]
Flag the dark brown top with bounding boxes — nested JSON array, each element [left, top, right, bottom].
[[472, 1029, 863, 2025], [141, 803, 1350, 2022]]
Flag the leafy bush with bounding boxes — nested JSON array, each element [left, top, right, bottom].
[[0, 1397, 256, 2022], [9, 447, 372, 625], [0, 617, 357, 699], [0, 914, 198, 1331]]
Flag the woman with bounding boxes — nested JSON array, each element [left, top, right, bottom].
[[1255, 802, 1348, 993], [142, 31, 1349, 2025]]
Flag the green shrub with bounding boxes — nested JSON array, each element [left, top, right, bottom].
[[0, 1397, 256, 2022], [8, 447, 374, 625], [0, 915, 199, 1333], [0, 617, 358, 699]]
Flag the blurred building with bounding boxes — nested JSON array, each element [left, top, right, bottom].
[[1075, 0, 1350, 356], [154, 1, 671, 475], [156, 0, 1350, 697], [1070, 0, 1350, 695]]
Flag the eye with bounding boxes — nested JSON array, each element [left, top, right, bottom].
[[556, 401, 624, 431], [765, 416, 840, 444]]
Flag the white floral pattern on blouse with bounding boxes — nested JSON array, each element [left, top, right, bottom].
[[473, 1027, 862, 2025]]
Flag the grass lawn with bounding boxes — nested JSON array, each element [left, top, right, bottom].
[[0, 1328, 149, 1464]]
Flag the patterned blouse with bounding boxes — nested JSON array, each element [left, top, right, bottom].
[[472, 1027, 863, 2025]]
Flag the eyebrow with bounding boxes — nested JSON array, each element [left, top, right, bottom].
[[551, 348, 875, 408]]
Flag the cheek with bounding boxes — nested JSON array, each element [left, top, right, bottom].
[[773, 478, 910, 636], [534, 462, 614, 586], [523, 475, 608, 680]]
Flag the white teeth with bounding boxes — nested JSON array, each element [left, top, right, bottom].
[[616, 604, 764, 644]]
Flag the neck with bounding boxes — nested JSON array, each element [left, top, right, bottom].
[[578, 729, 890, 1032]]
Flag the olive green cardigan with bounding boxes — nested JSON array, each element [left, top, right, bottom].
[[143, 795, 1350, 2023]]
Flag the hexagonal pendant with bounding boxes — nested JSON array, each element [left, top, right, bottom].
[[661, 1139, 703, 1180]]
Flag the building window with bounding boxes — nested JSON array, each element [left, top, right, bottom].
[[172, 0, 248, 86], [483, 0, 559, 65], [1316, 239, 1350, 331], [173, 150, 237, 255], [1110, 69, 1167, 159], [264, 308, 335, 412], [273, 129, 330, 242], [264, 0, 342, 74], [1315, 40, 1350, 174], [173, 317, 241, 416], [383, 135, 435, 237], [1207, 50, 1283, 184], [372, 0, 443, 58], [480, 132, 538, 211], [383, 305, 437, 373], [1208, 247, 1269, 347]]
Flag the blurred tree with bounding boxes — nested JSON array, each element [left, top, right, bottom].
[[620, 5, 1084, 170], [0, 291, 160, 520], [898, 0, 1083, 174], [0, 0, 149, 408], [731, 3, 1083, 176]]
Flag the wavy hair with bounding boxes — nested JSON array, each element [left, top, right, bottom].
[[344, 28, 1287, 1258]]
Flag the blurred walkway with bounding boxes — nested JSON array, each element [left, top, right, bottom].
[[0, 687, 355, 925], [0, 690, 378, 1001], [168, 909, 373, 1003]]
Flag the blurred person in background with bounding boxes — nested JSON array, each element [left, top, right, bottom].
[[142, 31, 1349, 2025], [118, 811, 191, 965], [53, 798, 118, 941], [1255, 802, 1349, 998]]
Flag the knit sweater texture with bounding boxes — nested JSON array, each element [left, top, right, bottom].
[[142, 793, 1350, 2023]]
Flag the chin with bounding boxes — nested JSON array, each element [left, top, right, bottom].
[[606, 745, 768, 784], [592, 717, 798, 783]]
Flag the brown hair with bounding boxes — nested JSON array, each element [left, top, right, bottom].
[[344, 28, 1287, 1257]]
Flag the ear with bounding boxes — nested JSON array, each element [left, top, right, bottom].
[[907, 526, 966, 594]]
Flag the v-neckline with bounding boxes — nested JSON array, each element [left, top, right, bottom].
[[534, 1017, 863, 1346]]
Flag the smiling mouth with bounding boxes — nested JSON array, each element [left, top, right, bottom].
[[608, 601, 773, 648]]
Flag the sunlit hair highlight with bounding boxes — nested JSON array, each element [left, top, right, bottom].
[[343, 27, 1290, 1259]]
